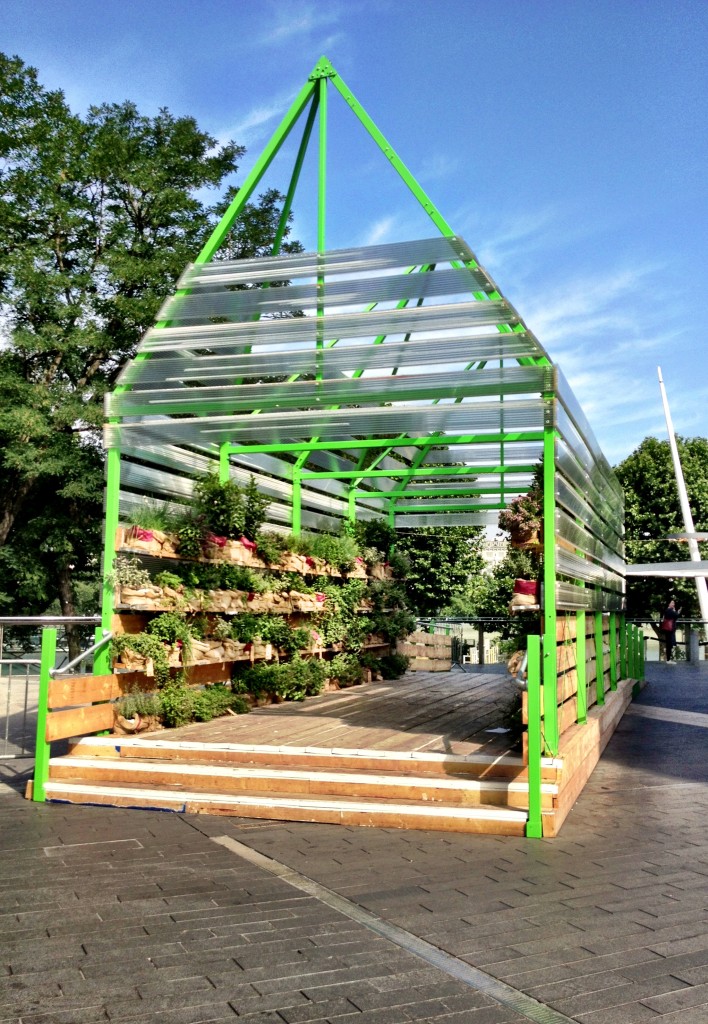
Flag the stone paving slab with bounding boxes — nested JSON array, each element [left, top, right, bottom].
[[2, 661, 708, 1022]]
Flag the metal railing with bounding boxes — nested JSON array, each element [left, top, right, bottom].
[[0, 617, 100, 760]]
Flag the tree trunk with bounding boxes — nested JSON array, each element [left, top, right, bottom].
[[0, 478, 36, 547], [57, 565, 82, 662]]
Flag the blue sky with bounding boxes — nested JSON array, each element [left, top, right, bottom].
[[5, 0, 708, 465]]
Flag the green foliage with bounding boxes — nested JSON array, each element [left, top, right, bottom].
[[191, 684, 248, 721], [152, 570, 184, 590], [242, 476, 269, 541], [107, 555, 152, 589], [111, 632, 172, 687], [145, 612, 192, 662], [127, 502, 175, 532], [0, 54, 299, 626], [327, 653, 362, 687], [378, 653, 410, 679], [498, 464, 544, 534], [284, 532, 315, 556], [615, 435, 708, 617], [174, 514, 207, 560], [310, 532, 360, 573], [230, 613, 262, 644], [387, 548, 411, 579], [231, 656, 326, 701], [394, 526, 484, 616], [354, 521, 397, 557], [115, 686, 161, 720], [158, 681, 194, 728], [374, 608, 416, 644], [255, 530, 288, 567], [194, 473, 245, 538]]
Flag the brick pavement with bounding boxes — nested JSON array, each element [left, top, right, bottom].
[[2, 661, 708, 1023]]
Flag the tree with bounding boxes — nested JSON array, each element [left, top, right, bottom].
[[615, 435, 708, 618], [394, 526, 484, 616], [0, 53, 300, 647]]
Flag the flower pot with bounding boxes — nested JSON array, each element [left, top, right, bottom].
[[510, 579, 539, 608]]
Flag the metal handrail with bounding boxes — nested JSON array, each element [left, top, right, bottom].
[[0, 616, 101, 626], [49, 630, 113, 678]]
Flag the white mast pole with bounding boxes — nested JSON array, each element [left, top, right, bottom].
[[657, 366, 708, 623]]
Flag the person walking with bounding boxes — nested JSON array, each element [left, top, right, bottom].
[[660, 598, 680, 662]]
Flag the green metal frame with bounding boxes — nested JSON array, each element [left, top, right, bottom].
[[98, 55, 633, 834]]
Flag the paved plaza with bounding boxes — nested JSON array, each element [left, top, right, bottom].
[[1, 661, 708, 1023]]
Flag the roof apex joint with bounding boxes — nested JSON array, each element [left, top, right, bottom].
[[309, 56, 337, 81]]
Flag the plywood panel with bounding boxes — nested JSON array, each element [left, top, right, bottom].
[[47, 703, 114, 742]]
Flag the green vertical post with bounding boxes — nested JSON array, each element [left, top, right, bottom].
[[292, 468, 302, 536], [525, 633, 543, 838], [608, 611, 618, 690], [639, 628, 645, 680], [33, 627, 57, 802], [576, 610, 587, 724], [627, 624, 635, 679], [619, 615, 628, 679], [594, 611, 605, 706], [541, 423, 559, 755], [95, 446, 121, 676], [219, 443, 230, 484]]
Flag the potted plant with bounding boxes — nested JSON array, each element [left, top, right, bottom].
[[498, 484, 543, 550]]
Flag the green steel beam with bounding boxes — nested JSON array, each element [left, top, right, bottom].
[[32, 627, 56, 803], [299, 465, 521, 481], [594, 610, 605, 706], [541, 423, 559, 757], [326, 62, 456, 239], [609, 611, 618, 690], [525, 633, 543, 838], [272, 91, 320, 257], [223, 432, 545, 457], [194, 78, 317, 267], [576, 610, 587, 725]]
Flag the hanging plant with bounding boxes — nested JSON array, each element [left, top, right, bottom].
[[111, 633, 172, 688]]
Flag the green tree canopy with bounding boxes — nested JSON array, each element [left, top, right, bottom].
[[0, 52, 300, 638], [615, 435, 708, 618], [394, 526, 484, 617]]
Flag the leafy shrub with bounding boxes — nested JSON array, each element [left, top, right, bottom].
[[311, 533, 360, 573], [274, 656, 327, 701], [327, 653, 362, 687], [191, 684, 248, 721], [152, 570, 183, 590], [374, 608, 416, 644], [111, 632, 172, 687], [194, 473, 245, 538], [146, 612, 192, 663], [255, 530, 289, 567], [354, 520, 396, 558], [285, 532, 315, 556], [378, 653, 410, 679], [158, 681, 194, 727], [174, 513, 208, 559], [127, 501, 175, 532], [107, 555, 152, 589], [387, 548, 411, 579], [230, 613, 262, 644], [232, 662, 277, 697], [115, 686, 161, 720], [242, 476, 270, 540]]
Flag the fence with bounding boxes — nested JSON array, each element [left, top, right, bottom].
[[0, 617, 100, 759]]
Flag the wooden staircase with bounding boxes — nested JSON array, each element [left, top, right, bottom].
[[41, 737, 562, 836]]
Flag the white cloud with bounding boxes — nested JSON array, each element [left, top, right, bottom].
[[358, 216, 398, 247], [257, 3, 344, 46]]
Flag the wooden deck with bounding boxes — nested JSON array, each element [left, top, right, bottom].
[[148, 667, 521, 758]]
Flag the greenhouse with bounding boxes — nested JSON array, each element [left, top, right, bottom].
[[32, 58, 643, 838]]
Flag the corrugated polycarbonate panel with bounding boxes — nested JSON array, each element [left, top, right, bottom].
[[556, 369, 622, 501], [394, 512, 499, 527], [108, 366, 553, 418], [556, 440, 623, 538], [138, 300, 523, 354], [177, 236, 477, 289], [557, 548, 623, 592], [105, 398, 546, 448], [158, 267, 494, 324], [422, 442, 543, 466], [555, 509, 625, 575], [555, 582, 624, 612], [118, 333, 539, 390], [555, 476, 624, 555], [556, 405, 624, 511]]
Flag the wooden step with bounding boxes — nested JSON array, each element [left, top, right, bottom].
[[49, 756, 557, 810], [41, 778, 528, 835], [67, 736, 561, 783]]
